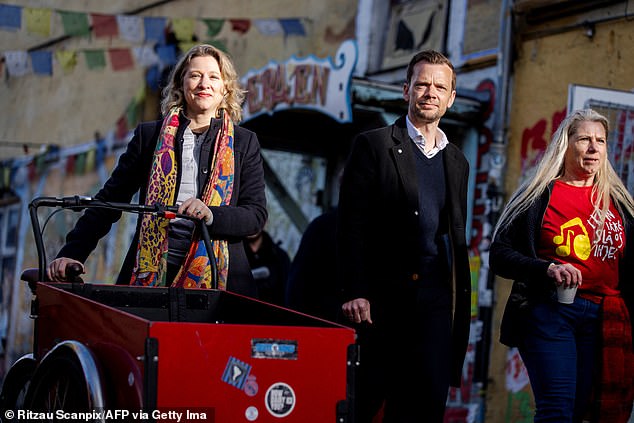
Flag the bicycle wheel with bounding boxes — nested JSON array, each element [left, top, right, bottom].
[[0, 353, 36, 413], [24, 341, 106, 421]]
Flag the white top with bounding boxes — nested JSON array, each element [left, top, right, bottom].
[[406, 115, 449, 159]]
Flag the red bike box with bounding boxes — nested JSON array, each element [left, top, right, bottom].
[[24, 282, 358, 422]]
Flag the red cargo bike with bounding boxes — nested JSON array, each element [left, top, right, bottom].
[[0, 197, 358, 422]]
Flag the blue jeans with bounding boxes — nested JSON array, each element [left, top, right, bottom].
[[518, 295, 601, 423]]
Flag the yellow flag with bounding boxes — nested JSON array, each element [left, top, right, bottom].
[[171, 18, 195, 41], [134, 85, 146, 105], [25, 7, 52, 37], [85, 149, 96, 173], [55, 50, 78, 74]]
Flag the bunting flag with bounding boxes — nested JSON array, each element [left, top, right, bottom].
[[171, 17, 195, 41], [203, 19, 224, 37], [109, 48, 134, 71], [0, 4, 309, 79], [145, 65, 161, 90], [280, 18, 306, 36], [254, 19, 283, 36], [59, 10, 90, 36], [0, 4, 21, 31], [116, 15, 143, 43], [75, 151, 86, 174], [144, 16, 166, 44], [125, 100, 139, 127], [135, 87, 146, 106], [55, 50, 78, 73], [24, 7, 51, 37], [30, 50, 53, 75], [132, 45, 160, 67], [116, 115, 128, 140], [156, 44, 178, 66], [1, 4, 307, 41], [84, 49, 106, 70], [4, 88, 147, 185], [65, 154, 76, 173], [90, 13, 118, 38], [4, 50, 30, 77], [85, 149, 96, 173], [229, 19, 250, 35]]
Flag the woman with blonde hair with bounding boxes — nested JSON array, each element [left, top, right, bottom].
[[491, 108, 634, 422], [48, 44, 267, 296]]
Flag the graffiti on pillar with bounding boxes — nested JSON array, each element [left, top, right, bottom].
[[612, 110, 634, 193], [520, 108, 566, 177], [504, 390, 534, 423]]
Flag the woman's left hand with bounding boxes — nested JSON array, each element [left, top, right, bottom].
[[178, 197, 212, 224], [547, 262, 582, 288]]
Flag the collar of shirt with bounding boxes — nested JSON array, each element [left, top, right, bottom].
[[405, 115, 448, 159]]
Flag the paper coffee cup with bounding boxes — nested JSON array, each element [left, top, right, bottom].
[[556, 284, 578, 304]]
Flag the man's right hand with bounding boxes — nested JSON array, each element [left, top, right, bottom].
[[47, 257, 84, 282], [342, 298, 373, 324]]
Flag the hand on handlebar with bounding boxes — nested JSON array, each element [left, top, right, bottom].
[[47, 257, 85, 282], [178, 197, 213, 225]]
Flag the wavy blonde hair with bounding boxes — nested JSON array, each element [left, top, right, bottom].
[[493, 108, 634, 240], [160, 44, 246, 123]]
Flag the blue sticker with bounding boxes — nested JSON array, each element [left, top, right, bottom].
[[251, 339, 298, 360], [221, 356, 252, 389]]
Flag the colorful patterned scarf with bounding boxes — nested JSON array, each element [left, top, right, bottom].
[[130, 107, 234, 289]]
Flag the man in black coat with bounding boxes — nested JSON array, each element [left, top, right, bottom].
[[338, 50, 471, 422]]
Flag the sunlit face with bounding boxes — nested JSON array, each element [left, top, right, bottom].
[[563, 120, 607, 185], [183, 55, 225, 117], [403, 62, 456, 125]]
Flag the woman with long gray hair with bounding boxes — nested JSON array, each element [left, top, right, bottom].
[[491, 108, 634, 422]]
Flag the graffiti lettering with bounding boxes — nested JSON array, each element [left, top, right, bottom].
[[246, 64, 330, 115]]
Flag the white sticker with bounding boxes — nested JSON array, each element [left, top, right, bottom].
[[245, 406, 259, 421], [265, 382, 296, 417]]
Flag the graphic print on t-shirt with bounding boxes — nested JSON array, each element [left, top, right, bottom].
[[538, 181, 625, 290], [553, 217, 591, 260], [587, 208, 625, 261]]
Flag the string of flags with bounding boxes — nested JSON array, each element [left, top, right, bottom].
[[1, 84, 146, 188], [0, 2, 308, 78]]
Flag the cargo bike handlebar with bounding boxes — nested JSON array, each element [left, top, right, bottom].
[[28, 195, 218, 289]]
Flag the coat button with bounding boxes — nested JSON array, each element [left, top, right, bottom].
[[414, 210, 418, 216], [397, 148, 403, 154], [411, 273, 419, 281]]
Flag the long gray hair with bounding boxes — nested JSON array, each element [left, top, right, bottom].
[[160, 44, 246, 122], [493, 108, 634, 240]]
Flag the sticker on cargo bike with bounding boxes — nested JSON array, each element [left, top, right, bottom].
[[265, 382, 296, 417], [221, 356, 252, 390], [245, 406, 259, 421], [251, 338, 298, 359], [243, 374, 259, 397]]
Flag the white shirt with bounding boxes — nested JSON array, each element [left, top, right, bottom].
[[176, 127, 198, 206], [406, 115, 449, 159]]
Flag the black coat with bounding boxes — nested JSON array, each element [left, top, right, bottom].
[[490, 183, 634, 347], [57, 113, 267, 297], [337, 115, 472, 387]]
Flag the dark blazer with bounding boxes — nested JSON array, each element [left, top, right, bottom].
[[337, 115, 472, 387], [490, 183, 634, 347], [57, 113, 268, 296]]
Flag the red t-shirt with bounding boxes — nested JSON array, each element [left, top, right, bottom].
[[538, 180, 625, 294]]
